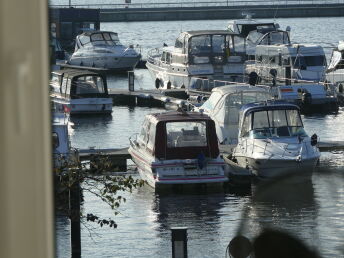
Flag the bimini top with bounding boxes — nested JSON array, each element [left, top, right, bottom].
[[51, 69, 106, 79], [147, 111, 214, 124], [240, 100, 300, 116], [184, 30, 235, 37], [211, 84, 269, 95], [78, 30, 118, 37]]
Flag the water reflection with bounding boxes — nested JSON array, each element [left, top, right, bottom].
[[231, 174, 320, 257]]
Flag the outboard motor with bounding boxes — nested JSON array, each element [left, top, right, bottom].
[[311, 134, 318, 146]]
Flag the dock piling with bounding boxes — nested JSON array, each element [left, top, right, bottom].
[[128, 71, 134, 92], [171, 227, 188, 258]]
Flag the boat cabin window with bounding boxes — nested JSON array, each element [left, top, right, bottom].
[[74, 76, 105, 95], [52, 132, 59, 149], [212, 35, 226, 54], [138, 118, 150, 146], [146, 123, 156, 151], [202, 92, 223, 111], [166, 121, 207, 148], [292, 55, 326, 68], [175, 34, 184, 48], [259, 31, 290, 45], [241, 108, 307, 138], [233, 36, 245, 53], [79, 35, 91, 45], [190, 35, 212, 55]]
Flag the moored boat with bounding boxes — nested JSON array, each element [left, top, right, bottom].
[[230, 100, 320, 179], [68, 31, 141, 72], [128, 111, 228, 189], [50, 69, 113, 115], [146, 30, 247, 90]]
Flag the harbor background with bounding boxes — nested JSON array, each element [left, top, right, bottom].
[[51, 4, 344, 257]]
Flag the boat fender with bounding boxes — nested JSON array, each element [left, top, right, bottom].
[[197, 95, 202, 103], [167, 81, 171, 89], [302, 91, 312, 105], [155, 78, 160, 89], [197, 152, 205, 169], [311, 134, 318, 146], [248, 72, 258, 86], [338, 83, 343, 93]]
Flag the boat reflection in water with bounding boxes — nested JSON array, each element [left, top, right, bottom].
[[227, 173, 320, 258]]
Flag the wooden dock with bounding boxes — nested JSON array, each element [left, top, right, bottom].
[[108, 88, 189, 108], [77, 141, 344, 172]]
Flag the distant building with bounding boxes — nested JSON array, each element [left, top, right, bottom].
[[49, 8, 100, 51]]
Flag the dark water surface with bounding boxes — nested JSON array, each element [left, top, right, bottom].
[[56, 17, 344, 257]]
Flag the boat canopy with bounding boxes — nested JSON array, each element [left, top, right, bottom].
[[239, 101, 307, 139], [201, 85, 271, 125], [174, 30, 246, 62], [75, 31, 120, 49], [227, 19, 277, 37], [51, 69, 109, 99], [137, 111, 219, 160]]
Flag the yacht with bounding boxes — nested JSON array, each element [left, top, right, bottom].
[[195, 84, 272, 145], [326, 41, 344, 97], [128, 111, 228, 189], [50, 69, 113, 114], [68, 31, 141, 72], [246, 44, 327, 83], [230, 101, 320, 178], [146, 30, 247, 90], [227, 15, 290, 59]]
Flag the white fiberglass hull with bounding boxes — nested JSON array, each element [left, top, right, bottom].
[[70, 98, 113, 114], [69, 55, 141, 71], [128, 147, 228, 189], [235, 155, 318, 179]]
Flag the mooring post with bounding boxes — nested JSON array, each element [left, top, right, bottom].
[[70, 175, 81, 258], [285, 66, 291, 85], [171, 227, 188, 258], [128, 71, 134, 92]]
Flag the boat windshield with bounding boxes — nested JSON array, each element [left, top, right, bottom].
[[166, 121, 207, 148], [80, 32, 120, 47], [292, 55, 326, 68], [241, 109, 307, 139], [74, 76, 106, 95], [259, 31, 290, 45], [239, 23, 275, 37]]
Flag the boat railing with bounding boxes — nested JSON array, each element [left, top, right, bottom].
[[147, 48, 161, 64]]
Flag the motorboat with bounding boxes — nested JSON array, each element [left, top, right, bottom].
[[146, 30, 247, 90], [194, 84, 272, 145], [230, 101, 320, 179], [52, 111, 78, 170], [68, 31, 141, 72], [246, 44, 327, 83], [128, 111, 228, 189], [326, 41, 344, 98], [50, 69, 113, 114], [227, 15, 291, 59]]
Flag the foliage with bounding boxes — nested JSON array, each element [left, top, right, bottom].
[[54, 153, 145, 229]]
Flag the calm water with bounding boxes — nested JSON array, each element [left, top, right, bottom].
[[56, 17, 344, 257]]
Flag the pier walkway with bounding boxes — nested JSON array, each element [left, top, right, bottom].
[[78, 141, 344, 171], [50, 0, 344, 22]]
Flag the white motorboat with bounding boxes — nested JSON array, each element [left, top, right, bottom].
[[128, 111, 228, 189], [68, 31, 141, 72], [195, 85, 272, 145], [227, 15, 290, 59], [52, 112, 78, 170], [146, 30, 247, 90], [246, 44, 327, 83], [326, 41, 344, 97], [50, 69, 113, 115], [230, 101, 320, 179]]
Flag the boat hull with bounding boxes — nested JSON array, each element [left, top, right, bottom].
[[235, 155, 318, 179], [69, 55, 141, 72], [129, 147, 228, 189]]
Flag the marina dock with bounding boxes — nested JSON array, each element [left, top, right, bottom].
[[78, 141, 344, 172]]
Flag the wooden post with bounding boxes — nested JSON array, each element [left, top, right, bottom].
[[70, 176, 81, 258], [128, 71, 134, 92], [171, 227, 188, 258]]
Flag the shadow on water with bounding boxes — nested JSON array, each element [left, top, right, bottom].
[[226, 173, 321, 258]]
